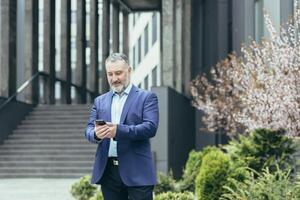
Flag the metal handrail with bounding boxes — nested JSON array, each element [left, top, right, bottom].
[[0, 71, 97, 112]]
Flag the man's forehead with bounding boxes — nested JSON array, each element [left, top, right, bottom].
[[106, 60, 127, 68]]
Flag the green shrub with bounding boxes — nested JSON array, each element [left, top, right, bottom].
[[178, 146, 219, 192], [70, 175, 98, 200], [89, 191, 103, 200], [221, 167, 300, 200], [154, 191, 194, 200], [195, 148, 230, 200], [154, 171, 178, 195], [224, 128, 296, 173], [294, 137, 300, 173]]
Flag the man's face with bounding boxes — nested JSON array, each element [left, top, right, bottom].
[[106, 60, 131, 93]]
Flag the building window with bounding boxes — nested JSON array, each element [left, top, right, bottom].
[[152, 13, 157, 45], [144, 76, 149, 90], [144, 24, 149, 56], [138, 36, 142, 64], [152, 66, 157, 87]]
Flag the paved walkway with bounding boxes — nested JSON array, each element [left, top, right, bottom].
[[0, 179, 77, 200]]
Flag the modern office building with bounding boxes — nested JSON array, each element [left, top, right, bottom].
[[129, 12, 161, 90], [0, 0, 296, 178]]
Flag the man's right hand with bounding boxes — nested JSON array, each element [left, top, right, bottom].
[[94, 123, 110, 139]]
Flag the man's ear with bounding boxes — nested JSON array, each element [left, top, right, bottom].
[[128, 66, 132, 73]]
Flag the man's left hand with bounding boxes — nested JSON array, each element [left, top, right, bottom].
[[105, 122, 117, 138]]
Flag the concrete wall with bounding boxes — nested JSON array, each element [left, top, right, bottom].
[[151, 86, 195, 179], [0, 97, 33, 144]]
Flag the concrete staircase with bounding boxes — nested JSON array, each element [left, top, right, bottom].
[[0, 104, 96, 178]]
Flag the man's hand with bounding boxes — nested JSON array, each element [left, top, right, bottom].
[[94, 122, 117, 139], [105, 122, 117, 138]]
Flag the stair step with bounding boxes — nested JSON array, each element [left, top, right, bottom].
[[0, 104, 95, 178], [0, 172, 88, 178], [4, 139, 89, 145], [17, 124, 86, 129], [26, 115, 89, 120], [0, 160, 93, 167], [31, 108, 90, 113], [35, 105, 90, 109], [0, 144, 95, 150], [13, 129, 86, 133], [0, 166, 92, 174], [21, 119, 88, 125], [0, 155, 94, 161], [0, 151, 95, 156], [30, 112, 89, 116], [1, 147, 92, 151], [9, 134, 85, 139]]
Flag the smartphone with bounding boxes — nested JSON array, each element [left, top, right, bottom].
[[95, 119, 106, 126]]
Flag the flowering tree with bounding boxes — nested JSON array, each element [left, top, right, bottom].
[[190, 2, 300, 137], [190, 54, 245, 137]]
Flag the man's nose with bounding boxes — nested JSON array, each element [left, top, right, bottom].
[[111, 75, 118, 82]]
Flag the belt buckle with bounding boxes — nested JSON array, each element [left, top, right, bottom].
[[113, 160, 119, 166]]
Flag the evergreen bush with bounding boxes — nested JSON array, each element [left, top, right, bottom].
[[224, 128, 297, 173], [195, 148, 230, 200], [154, 191, 194, 200], [178, 146, 218, 192], [221, 167, 300, 200], [154, 171, 178, 195], [70, 175, 99, 200]]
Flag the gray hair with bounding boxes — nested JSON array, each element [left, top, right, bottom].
[[105, 53, 129, 66]]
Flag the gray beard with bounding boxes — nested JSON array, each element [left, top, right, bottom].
[[111, 83, 128, 94]]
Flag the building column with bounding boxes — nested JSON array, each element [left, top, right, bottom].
[[90, 0, 99, 94], [174, 0, 183, 93], [43, 0, 56, 104], [24, 0, 39, 104], [0, 0, 17, 98], [122, 11, 129, 56], [232, 0, 255, 55], [161, 0, 175, 89], [112, 2, 120, 52], [61, 0, 71, 104], [182, 0, 192, 96], [280, 0, 293, 25], [101, 0, 110, 93], [75, 0, 87, 103]]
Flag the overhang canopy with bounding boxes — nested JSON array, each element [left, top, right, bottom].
[[116, 0, 161, 12]]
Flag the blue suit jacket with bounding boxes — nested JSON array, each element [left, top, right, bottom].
[[85, 85, 159, 186]]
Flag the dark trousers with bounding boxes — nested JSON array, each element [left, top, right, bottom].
[[100, 158, 154, 200]]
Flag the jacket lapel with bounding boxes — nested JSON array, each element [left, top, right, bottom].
[[119, 85, 138, 124], [105, 91, 113, 122]]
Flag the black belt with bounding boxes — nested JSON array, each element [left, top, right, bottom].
[[108, 157, 119, 166]]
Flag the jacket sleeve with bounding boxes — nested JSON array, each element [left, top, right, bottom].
[[85, 99, 102, 144], [115, 93, 159, 141]]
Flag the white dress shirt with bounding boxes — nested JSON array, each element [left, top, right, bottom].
[[108, 84, 132, 157]]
